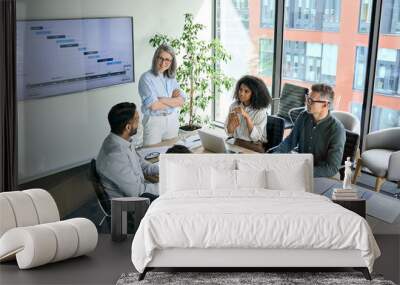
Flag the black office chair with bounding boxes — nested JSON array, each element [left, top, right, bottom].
[[275, 83, 308, 129], [264, 115, 285, 151], [339, 130, 360, 180], [88, 159, 111, 227]]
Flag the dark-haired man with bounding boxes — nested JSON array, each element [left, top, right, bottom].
[[96, 102, 159, 201], [272, 84, 345, 177]]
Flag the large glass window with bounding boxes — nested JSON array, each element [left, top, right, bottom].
[[215, 0, 275, 123], [355, 0, 400, 131], [215, 0, 399, 197], [282, 0, 369, 118], [216, 0, 399, 131], [370, 1, 400, 130]]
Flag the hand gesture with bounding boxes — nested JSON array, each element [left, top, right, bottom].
[[233, 106, 248, 118], [172, 89, 181, 98], [228, 112, 240, 131]]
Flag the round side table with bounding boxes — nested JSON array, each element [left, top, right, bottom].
[[111, 197, 150, 242]]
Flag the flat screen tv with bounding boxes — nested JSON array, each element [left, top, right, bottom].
[[16, 17, 134, 100]]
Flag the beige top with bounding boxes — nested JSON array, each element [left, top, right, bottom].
[[224, 101, 268, 143]]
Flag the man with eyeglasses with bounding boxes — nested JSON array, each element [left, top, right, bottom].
[[271, 83, 346, 178], [138, 44, 186, 146]]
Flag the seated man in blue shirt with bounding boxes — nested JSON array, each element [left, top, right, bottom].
[[96, 102, 159, 201], [272, 83, 346, 177]]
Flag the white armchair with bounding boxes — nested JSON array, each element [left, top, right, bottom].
[[353, 127, 400, 192], [0, 189, 98, 269]]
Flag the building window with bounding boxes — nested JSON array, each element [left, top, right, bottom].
[[259, 39, 274, 75], [354, 46, 367, 90], [283, 40, 306, 81], [231, 0, 249, 29], [359, 0, 400, 34], [276, 0, 341, 31], [354, 46, 400, 95], [260, 0, 275, 28], [321, 44, 338, 84], [358, 0, 372, 33], [352, 102, 400, 130], [323, 0, 342, 31], [283, 40, 337, 85]]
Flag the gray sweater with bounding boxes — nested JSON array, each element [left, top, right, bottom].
[[273, 111, 346, 177], [96, 133, 159, 198]]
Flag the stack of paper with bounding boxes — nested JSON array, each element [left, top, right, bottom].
[[332, 188, 359, 200], [176, 134, 202, 149]]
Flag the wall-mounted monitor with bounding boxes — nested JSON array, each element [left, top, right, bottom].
[[17, 17, 134, 100]]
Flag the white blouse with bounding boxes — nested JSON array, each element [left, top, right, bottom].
[[224, 101, 268, 143]]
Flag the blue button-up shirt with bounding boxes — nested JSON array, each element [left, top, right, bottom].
[[138, 70, 186, 116], [96, 133, 159, 198]]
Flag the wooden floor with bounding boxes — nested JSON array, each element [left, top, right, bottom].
[[0, 234, 134, 285], [0, 234, 399, 285]]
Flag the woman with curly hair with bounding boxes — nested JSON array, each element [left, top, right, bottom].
[[225, 75, 272, 152]]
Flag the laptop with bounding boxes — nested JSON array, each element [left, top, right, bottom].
[[197, 130, 238, 153]]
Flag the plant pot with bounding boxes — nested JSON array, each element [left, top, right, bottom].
[[178, 125, 201, 140], [179, 125, 201, 132]]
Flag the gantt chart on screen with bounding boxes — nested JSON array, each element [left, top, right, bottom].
[[17, 18, 134, 100]]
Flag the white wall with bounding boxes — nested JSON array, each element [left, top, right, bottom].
[[16, 0, 212, 183]]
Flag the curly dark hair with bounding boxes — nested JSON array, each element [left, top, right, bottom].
[[233, 75, 272, 109]]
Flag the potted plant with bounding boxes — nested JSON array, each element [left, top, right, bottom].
[[149, 14, 234, 131]]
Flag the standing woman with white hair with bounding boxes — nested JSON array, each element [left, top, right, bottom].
[[138, 44, 186, 146]]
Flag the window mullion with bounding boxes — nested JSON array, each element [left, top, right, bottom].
[[360, 0, 383, 150], [271, 0, 286, 114]]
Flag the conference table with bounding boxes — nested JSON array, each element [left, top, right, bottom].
[[140, 130, 257, 182], [143, 128, 257, 155]]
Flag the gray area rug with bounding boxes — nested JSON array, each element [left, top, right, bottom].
[[116, 271, 396, 285]]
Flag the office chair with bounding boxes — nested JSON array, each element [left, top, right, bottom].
[[275, 83, 308, 129], [339, 130, 360, 180], [332, 110, 360, 134], [88, 159, 111, 227], [264, 115, 285, 151]]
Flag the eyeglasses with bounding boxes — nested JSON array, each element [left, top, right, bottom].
[[157, 56, 172, 63], [305, 95, 329, 105]]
